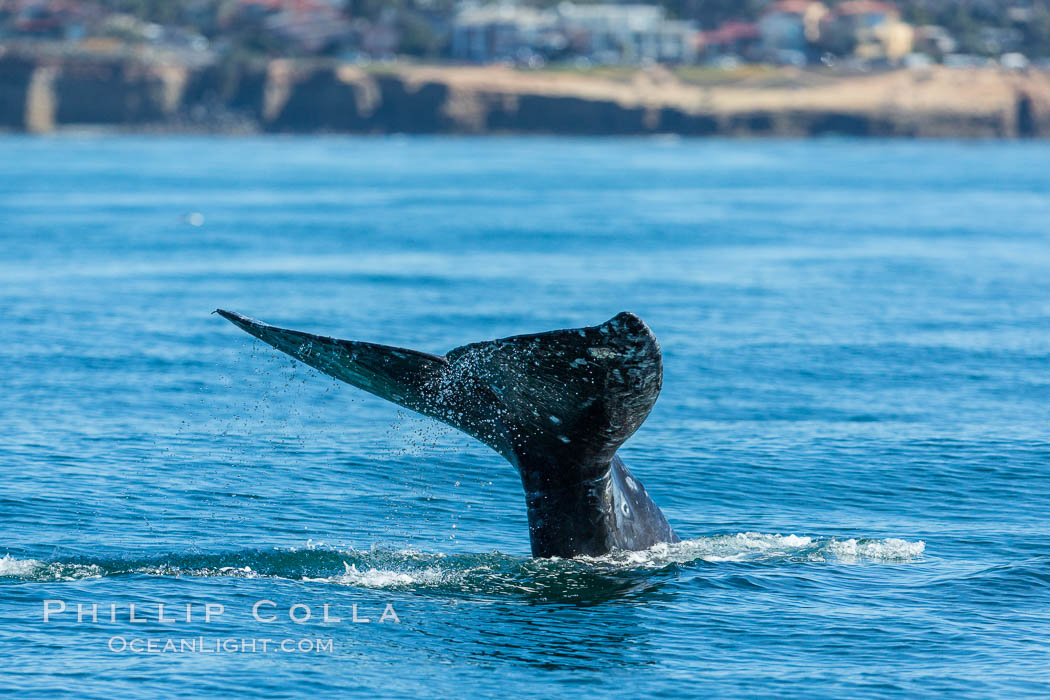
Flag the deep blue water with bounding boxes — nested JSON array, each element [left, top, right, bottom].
[[2, 136, 1049, 697]]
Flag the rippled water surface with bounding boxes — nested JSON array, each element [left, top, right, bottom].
[[2, 136, 1049, 697]]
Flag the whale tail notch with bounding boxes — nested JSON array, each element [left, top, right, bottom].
[[215, 308, 662, 489]]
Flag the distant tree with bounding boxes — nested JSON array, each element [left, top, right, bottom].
[[1018, 2, 1050, 57], [943, 3, 983, 53], [815, 19, 858, 58], [397, 12, 442, 57]]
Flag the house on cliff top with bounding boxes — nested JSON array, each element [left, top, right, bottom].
[[450, 2, 698, 65], [449, 4, 548, 63], [555, 3, 697, 65], [758, 1, 828, 64], [822, 1, 914, 63]]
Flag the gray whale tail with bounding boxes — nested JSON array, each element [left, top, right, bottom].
[[216, 309, 679, 558]]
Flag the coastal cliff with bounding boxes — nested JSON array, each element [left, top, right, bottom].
[[2, 48, 1049, 138]]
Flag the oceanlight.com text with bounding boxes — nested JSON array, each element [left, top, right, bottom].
[[107, 637, 335, 654]]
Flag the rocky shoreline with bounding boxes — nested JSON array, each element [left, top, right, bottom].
[[2, 48, 1049, 138]]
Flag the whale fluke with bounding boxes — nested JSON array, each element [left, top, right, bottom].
[[217, 309, 678, 558]]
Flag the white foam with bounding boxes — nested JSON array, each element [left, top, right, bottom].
[[0, 554, 103, 581], [825, 538, 926, 561], [0, 554, 42, 577], [304, 561, 448, 589], [576, 533, 924, 567], [574, 533, 811, 566], [137, 564, 260, 579]]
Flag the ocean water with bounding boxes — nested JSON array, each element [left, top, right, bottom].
[[1, 135, 1048, 697]]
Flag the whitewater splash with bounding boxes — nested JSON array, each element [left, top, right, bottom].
[[0, 534, 924, 591], [575, 533, 925, 567], [0, 554, 104, 581]]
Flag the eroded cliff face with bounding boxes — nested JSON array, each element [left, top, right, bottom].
[[263, 65, 456, 133], [54, 58, 186, 125], [1, 51, 187, 132], [0, 54, 41, 130], [2, 49, 1049, 138]]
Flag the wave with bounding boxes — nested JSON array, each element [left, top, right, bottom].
[[0, 533, 924, 595]]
